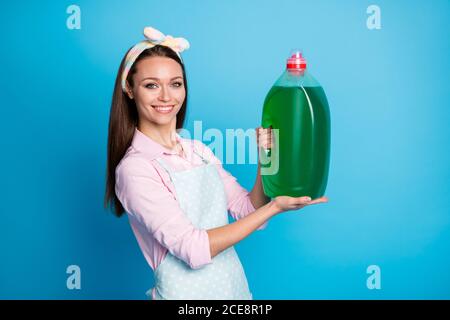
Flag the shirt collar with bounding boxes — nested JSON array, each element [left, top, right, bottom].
[[131, 127, 186, 161]]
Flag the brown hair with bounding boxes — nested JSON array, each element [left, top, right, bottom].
[[104, 45, 188, 217]]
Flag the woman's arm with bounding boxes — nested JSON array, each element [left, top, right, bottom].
[[249, 161, 271, 209], [206, 200, 278, 258], [206, 195, 326, 258], [207, 126, 273, 258], [205, 127, 329, 259], [249, 127, 272, 209]]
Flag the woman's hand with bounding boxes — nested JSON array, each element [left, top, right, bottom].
[[271, 195, 329, 215], [256, 126, 273, 149]]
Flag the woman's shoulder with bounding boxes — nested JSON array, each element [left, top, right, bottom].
[[115, 149, 158, 180]]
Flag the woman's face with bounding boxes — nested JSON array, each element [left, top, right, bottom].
[[128, 56, 186, 127]]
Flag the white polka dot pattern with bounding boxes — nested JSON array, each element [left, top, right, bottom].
[[150, 150, 253, 300]]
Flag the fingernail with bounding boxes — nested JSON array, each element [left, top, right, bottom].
[[305, 197, 311, 201]]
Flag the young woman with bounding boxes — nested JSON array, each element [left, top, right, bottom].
[[104, 27, 328, 300]]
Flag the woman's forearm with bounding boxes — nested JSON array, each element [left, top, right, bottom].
[[206, 201, 279, 258], [249, 162, 271, 209]]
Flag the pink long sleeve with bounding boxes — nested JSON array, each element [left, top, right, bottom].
[[115, 156, 212, 270]]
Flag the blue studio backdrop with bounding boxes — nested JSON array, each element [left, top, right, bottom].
[[0, 0, 449, 299]]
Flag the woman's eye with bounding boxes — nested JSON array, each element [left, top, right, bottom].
[[145, 83, 157, 89], [145, 82, 183, 89]]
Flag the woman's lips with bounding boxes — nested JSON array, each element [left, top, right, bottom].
[[152, 105, 175, 114]]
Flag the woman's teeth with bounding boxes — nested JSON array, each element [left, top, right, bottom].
[[152, 105, 175, 114]]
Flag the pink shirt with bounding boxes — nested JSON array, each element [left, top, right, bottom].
[[115, 128, 268, 271]]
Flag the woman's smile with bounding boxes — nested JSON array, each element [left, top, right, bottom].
[[151, 104, 176, 114]]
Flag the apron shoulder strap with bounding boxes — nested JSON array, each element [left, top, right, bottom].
[[154, 157, 173, 177], [191, 147, 210, 164], [154, 143, 210, 178]]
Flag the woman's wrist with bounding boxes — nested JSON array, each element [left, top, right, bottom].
[[266, 199, 282, 216]]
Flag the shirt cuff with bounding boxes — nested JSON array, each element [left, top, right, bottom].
[[188, 229, 213, 269]]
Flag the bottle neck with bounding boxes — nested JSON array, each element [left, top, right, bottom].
[[286, 68, 306, 76], [274, 68, 320, 87]]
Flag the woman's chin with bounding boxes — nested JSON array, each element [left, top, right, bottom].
[[150, 116, 176, 126]]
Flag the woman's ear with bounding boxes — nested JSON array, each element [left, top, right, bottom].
[[126, 81, 134, 99]]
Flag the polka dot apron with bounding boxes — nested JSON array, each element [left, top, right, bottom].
[[147, 148, 253, 300]]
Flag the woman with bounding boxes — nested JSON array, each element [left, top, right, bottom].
[[104, 27, 328, 300]]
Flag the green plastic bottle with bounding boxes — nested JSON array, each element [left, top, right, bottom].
[[260, 49, 330, 199]]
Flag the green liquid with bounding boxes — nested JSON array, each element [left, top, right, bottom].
[[261, 85, 331, 198]]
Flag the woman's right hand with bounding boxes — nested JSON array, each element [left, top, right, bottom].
[[271, 195, 329, 215]]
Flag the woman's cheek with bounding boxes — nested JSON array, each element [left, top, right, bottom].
[[177, 88, 186, 101]]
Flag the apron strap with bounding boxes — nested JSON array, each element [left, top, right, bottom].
[[192, 147, 210, 164], [154, 144, 210, 177], [154, 158, 174, 177]]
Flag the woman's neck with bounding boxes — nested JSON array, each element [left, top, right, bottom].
[[138, 121, 179, 150]]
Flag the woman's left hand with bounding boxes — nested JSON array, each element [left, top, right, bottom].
[[256, 126, 273, 149]]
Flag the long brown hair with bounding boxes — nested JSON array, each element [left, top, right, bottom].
[[104, 45, 188, 217]]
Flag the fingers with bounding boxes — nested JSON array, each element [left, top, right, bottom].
[[307, 196, 329, 205], [256, 127, 273, 149], [275, 195, 329, 212], [293, 196, 328, 206], [293, 196, 312, 205]]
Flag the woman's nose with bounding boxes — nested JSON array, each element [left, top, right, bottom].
[[158, 85, 171, 101]]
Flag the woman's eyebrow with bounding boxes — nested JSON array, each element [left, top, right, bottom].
[[142, 76, 183, 81]]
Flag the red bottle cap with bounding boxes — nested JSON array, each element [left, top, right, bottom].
[[286, 51, 307, 70]]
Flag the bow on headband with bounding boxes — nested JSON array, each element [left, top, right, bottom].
[[143, 27, 190, 53], [121, 26, 190, 93]]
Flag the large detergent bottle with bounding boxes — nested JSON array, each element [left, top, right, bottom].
[[260, 49, 330, 199]]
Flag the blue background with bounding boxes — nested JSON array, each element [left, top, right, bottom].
[[0, 0, 449, 299]]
